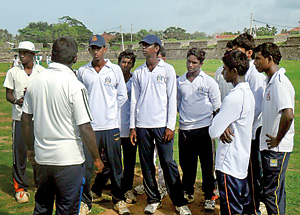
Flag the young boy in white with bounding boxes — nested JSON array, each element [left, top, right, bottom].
[[254, 43, 295, 215], [177, 48, 220, 210], [209, 50, 255, 214]]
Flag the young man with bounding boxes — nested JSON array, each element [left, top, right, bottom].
[[254, 43, 294, 215], [177, 48, 221, 210], [3, 41, 45, 203], [214, 41, 233, 102], [232, 33, 265, 214], [130, 35, 191, 215], [209, 50, 255, 214], [77, 35, 129, 215], [118, 49, 138, 204], [21, 37, 103, 215]]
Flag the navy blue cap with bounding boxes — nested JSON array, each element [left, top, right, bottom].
[[89, 35, 106, 47], [139, 35, 161, 47]]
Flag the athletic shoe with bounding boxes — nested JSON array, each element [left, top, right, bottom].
[[91, 191, 112, 202], [158, 185, 168, 199], [114, 200, 130, 215], [175, 205, 192, 215], [124, 190, 137, 204], [79, 202, 91, 215], [204, 199, 216, 211], [133, 184, 145, 195], [183, 191, 195, 203], [144, 202, 162, 214], [15, 191, 30, 203]]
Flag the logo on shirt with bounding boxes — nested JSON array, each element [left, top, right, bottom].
[[266, 91, 271, 101], [197, 86, 208, 95], [104, 76, 111, 86], [156, 75, 165, 83]]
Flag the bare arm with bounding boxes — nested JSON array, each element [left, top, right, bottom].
[[6, 88, 23, 106], [266, 108, 294, 149], [21, 112, 35, 163], [78, 122, 104, 173]]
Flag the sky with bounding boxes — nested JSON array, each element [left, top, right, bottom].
[[1, 0, 299, 36]]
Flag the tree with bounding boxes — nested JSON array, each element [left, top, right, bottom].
[[163, 27, 187, 40], [0, 29, 13, 42], [18, 21, 52, 43]]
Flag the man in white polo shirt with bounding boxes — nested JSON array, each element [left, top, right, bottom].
[[254, 43, 294, 215], [3, 41, 45, 203], [209, 50, 255, 214], [21, 37, 103, 215], [77, 35, 129, 215], [177, 48, 221, 211], [232, 33, 265, 214], [130, 35, 191, 215]]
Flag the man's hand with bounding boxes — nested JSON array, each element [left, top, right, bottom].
[[220, 127, 234, 143], [16, 97, 24, 107], [94, 158, 104, 173], [163, 128, 174, 144], [130, 129, 137, 146], [27, 149, 36, 164], [266, 134, 280, 149]]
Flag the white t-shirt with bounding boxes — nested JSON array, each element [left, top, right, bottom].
[[130, 59, 177, 131], [260, 68, 295, 152], [214, 65, 233, 102], [3, 64, 45, 120], [22, 62, 92, 166], [177, 70, 221, 130], [209, 82, 255, 179], [120, 78, 132, 137], [245, 61, 266, 139], [77, 59, 128, 131]]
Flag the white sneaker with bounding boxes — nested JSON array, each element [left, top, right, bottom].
[[175, 205, 192, 215], [144, 202, 162, 214], [133, 184, 145, 195], [79, 202, 91, 215], [114, 200, 130, 215], [158, 185, 167, 199], [15, 191, 30, 203], [125, 190, 137, 204], [204, 199, 215, 211]]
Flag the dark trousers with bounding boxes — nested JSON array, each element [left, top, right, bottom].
[[12, 120, 38, 192], [34, 164, 84, 215], [121, 137, 137, 192], [179, 127, 215, 199], [136, 127, 187, 206], [247, 127, 263, 214], [82, 128, 124, 206], [261, 150, 290, 215], [216, 170, 252, 215]]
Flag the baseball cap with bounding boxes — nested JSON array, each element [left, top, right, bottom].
[[12, 41, 39, 53], [139, 35, 161, 47], [89, 35, 106, 47]]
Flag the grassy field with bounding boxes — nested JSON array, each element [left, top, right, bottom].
[[0, 59, 299, 214]]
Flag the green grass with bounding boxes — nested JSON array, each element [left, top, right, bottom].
[[0, 60, 299, 214]]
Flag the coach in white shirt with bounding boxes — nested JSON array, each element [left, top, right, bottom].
[[254, 43, 294, 215], [130, 35, 191, 215], [77, 35, 129, 214], [177, 48, 221, 210], [209, 50, 255, 214], [232, 33, 265, 213], [21, 37, 103, 215]]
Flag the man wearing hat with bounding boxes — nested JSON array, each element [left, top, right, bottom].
[[3, 41, 45, 203], [77, 35, 129, 215], [130, 35, 191, 215]]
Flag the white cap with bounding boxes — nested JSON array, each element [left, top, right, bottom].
[[12, 41, 39, 53]]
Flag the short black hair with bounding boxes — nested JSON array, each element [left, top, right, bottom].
[[159, 46, 166, 58], [52, 37, 78, 65], [226, 41, 233, 49], [222, 50, 249, 76], [118, 49, 136, 67], [232, 33, 255, 59], [254, 42, 282, 65], [187, 48, 206, 63]]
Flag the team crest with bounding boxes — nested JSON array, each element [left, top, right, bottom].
[[197, 86, 208, 94], [104, 76, 111, 85], [92, 36, 98, 41], [156, 75, 165, 83], [266, 91, 271, 101]]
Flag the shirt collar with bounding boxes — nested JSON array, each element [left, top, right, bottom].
[[88, 59, 112, 69], [48, 62, 75, 75], [267, 68, 286, 85], [142, 58, 165, 69]]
